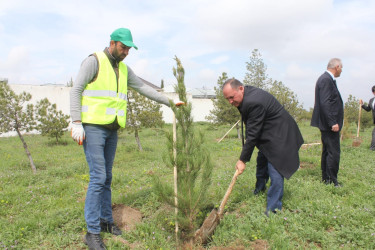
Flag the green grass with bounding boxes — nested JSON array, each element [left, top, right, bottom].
[[0, 121, 374, 249]]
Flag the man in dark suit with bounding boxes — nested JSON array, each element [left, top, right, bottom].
[[222, 78, 304, 214], [360, 85, 375, 150], [311, 58, 344, 187]]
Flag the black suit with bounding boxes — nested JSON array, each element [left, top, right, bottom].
[[361, 97, 375, 150], [239, 86, 304, 179], [311, 71, 344, 185]]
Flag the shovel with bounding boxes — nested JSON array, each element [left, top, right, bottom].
[[194, 169, 240, 244], [352, 101, 362, 147]]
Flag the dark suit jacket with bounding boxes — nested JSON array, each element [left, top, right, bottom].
[[311, 71, 344, 131], [362, 97, 375, 124], [238, 86, 304, 179]]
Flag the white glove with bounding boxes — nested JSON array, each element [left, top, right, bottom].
[[174, 100, 185, 106], [71, 122, 85, 145]]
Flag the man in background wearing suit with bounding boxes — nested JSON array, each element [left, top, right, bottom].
[[360, 85, 375, 150], [311, 58, 344, 187], [223, 79, 304, 215]]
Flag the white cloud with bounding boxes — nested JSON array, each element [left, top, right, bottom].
[[0, 0, 374, 109], [284, 63, 317, 81], [198, 68, 217, 83], [210, 56, 229, 65]]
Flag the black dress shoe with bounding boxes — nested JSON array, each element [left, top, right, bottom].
[[100, 221, 122, 235], [334, 182, 343, 187], [84, 232, 106, 250]]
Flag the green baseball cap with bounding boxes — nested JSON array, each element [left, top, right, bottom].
[[110, 28, 138, 50]]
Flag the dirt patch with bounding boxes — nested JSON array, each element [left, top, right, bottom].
[[352, 138, 362, 147], [210, 246, 246, 250], [207, 239, 268, 250], [250, 239, 269, 249], [181, 241, 247, 250], [299, 162, 316, 170], [112, 204, 143, 231]]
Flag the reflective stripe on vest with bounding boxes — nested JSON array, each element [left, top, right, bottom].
[[81, 51, 128, 127]]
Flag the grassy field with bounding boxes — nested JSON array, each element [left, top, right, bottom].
[[0, 121, 374, 249]]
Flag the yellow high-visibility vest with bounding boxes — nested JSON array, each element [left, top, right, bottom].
[[81, 51, 128, 128]]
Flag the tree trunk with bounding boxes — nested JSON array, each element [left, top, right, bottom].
[[16, 128, 37, 174], [134, 128, 143, 151]]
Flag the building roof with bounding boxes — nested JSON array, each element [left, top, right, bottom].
[[187, 87, 216, 99], [138, 77, 162, 91]]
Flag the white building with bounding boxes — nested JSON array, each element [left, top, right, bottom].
[[7, 82, 215, 124]]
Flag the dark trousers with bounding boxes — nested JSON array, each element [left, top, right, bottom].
[[320, 130, 340, 184], [371, 127, 375, 150], [255, 151, 269, 190]]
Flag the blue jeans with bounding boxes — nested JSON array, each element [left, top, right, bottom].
[[370, 127, 375, 150], [83, 124, 118, 234], [266, 162, 284, 212]]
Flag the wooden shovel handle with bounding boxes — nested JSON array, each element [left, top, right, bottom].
[[218, 170, 240, 216], [357, 102, 362, 138]]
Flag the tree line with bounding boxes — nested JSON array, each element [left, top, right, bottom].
[[207, 49, 372, 132], [0, 49, 371, 174], [0, 79, 164, 173]]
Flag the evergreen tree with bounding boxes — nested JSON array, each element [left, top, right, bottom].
[[344, 95, 360, 125], [153, 56, 214, 242], [35, 98, 70, 143], [161, 79, 164, 89], [125, 88, 164, 151], [243, 49, 268, 89], [268, 80, 304, 121], [0, 81, 37, 173], [206, 72, 240, 124], [66, 77, 73, 87], [206, 72, 241, 138], [243, 48, 304, 121]]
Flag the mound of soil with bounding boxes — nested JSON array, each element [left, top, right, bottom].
[[112, 204, 143, 231], [352, 138, 362, 147]]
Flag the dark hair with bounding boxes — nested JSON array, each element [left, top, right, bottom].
[[222, 78, 243, 91], [372, 85, 375, 93]]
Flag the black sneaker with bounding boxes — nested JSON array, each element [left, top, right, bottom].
[[100, 221, 122, 235], [84, 232, 106, 250]]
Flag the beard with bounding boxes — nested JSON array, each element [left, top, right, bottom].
[[112, 47, 126, 62]]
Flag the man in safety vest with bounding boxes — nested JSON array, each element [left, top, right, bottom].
[[70, 27, 183, 250]]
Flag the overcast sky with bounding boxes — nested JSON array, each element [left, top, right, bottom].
[[0, 0, 374, 108]]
